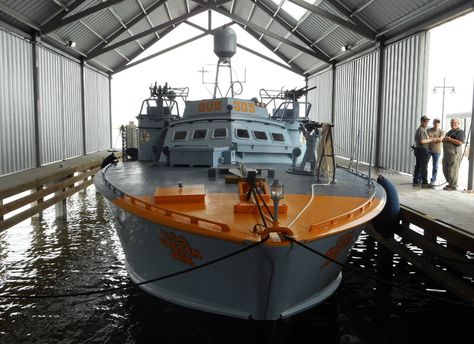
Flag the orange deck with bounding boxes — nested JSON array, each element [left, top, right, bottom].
[[113, 190, 384, 244]]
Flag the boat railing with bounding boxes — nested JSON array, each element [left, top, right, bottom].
[[348, 129, 375, 186], [308, 190, 376, 232], [123, 194, 231, 233], [101, 164, 231, 233], [259, 88, 313, 120], [102, 164, 125, 197]]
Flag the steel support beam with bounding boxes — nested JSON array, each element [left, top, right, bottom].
[[468, 80, 474, 191], [41, 0, 128, 34], [287, 0, 376, 40], [109, 73, 113, 149], [80, 59, 87, 154], [330, 64, 336, 124], [32, 33, 42, 168], [374, 41, 385, 168]]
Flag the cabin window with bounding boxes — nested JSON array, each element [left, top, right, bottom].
[[173, 130, 187, 140], [236, 129, 250, 139], [253, 130, 268, 141], [212, 128, 227, 138], [192, 129, 207, 140], [271, 132, 285, 142]]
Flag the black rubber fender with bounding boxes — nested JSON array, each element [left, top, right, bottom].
[[372, 175, 401, 235]]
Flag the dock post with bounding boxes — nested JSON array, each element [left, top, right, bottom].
[[31, 186, 43, 222], [55, 178, 68, 220], [0, 198, 3, 221], [423, 226, 436, 262]]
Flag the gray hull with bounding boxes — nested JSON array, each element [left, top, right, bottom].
[[106, 199, 363, 320]]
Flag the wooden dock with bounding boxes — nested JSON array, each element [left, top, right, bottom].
[[338, 158, 474, 304], [0, 150, 116, 232]]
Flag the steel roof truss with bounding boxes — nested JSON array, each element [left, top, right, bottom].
[[117, 32, 207, 72], [211, 6, 330, 63], [253, 0, 329, 63], [87, 6, 208, 60], [115, 20, 235, 73], [50, 0, 68, 11], [238, 42, 299, 75], [113, 24, 177, 73], [287, 0, 376, 40], [87, 0, 169, 58], [41, 0, 129, 35], [0, 2, 41, 30], [238, 23, 305, 75], [41, 0, 87, 27]]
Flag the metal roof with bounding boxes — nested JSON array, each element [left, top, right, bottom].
[[0, 0, 472, 75]]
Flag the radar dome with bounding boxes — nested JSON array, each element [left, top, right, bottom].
[[214, 27, 237, 59]]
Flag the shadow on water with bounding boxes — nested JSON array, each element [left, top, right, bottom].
[[122, 287, 339, 344], [0, 189, 472, 343]]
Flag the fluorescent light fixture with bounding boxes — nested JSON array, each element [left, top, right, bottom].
[[68, 41, 76, 48], [341, 45, 350, 52]]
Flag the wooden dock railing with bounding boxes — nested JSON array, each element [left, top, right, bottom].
[[0, 151, 116, 233], [366, 205, 474, 304]]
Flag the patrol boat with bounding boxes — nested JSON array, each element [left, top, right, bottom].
[[94, 27, 387, 320]]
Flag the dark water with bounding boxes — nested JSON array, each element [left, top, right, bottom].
[[0, 188, 471, 344]]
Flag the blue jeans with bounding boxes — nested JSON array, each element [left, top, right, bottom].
[[413, 147, 430, 184], [428, 151, 441, 184]]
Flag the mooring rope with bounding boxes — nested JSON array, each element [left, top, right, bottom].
[[0, 235, 270, 299]]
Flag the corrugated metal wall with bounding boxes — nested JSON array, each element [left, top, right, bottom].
[[84, 68, 111, 154], [333, 52, 379, 163], [62, 58, 83, 158], [0, 30, 36, 175], [0, 27, 111, 177], [379, 33, 427, 173], [38, 47, 64, 165], [307, 69, 333, 123], [38, 47, 83, 164]]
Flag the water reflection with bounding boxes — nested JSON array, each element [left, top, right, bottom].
[[0, 188, 471, 343]]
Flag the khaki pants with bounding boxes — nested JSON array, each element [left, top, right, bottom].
[[442, 144, 462, 187]]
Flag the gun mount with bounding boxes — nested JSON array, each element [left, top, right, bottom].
[[259, 85, 317, 121]]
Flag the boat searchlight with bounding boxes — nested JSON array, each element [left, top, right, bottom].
[[271, 179, 284, 224]]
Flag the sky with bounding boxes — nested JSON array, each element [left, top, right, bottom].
[[426, 12, 474, 123], [111, 10, 474, 145]]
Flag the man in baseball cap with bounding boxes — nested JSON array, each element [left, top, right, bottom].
[[413, 115, 437, 188]]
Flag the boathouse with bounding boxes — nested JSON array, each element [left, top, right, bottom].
[[1, 0, 473, 305]]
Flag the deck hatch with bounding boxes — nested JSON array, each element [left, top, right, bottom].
[[154, 184, 206, 204]]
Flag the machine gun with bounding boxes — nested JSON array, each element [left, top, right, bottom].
[[283, 85, 317, 100]]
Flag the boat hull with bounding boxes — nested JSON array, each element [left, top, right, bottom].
[[106, 199, 364, 320]]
